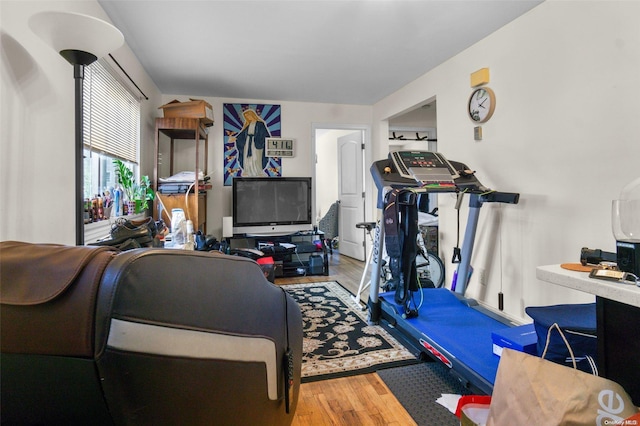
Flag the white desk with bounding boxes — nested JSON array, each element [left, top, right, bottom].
[[536, 264, 640, 405], [536, 264, 640, 308]]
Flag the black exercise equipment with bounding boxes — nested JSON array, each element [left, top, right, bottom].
[[367, 151, 519, 394]]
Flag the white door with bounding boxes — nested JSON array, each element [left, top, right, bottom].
[[337, 131, 365, 261]]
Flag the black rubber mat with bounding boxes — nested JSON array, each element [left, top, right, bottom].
[[377, 361, 472, 426]]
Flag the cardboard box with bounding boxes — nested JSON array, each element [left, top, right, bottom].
[[491, 323, 537, 357], [159, 99, 214, 126]]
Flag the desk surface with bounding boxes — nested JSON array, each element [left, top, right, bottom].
[[536, 264, 640, 308]]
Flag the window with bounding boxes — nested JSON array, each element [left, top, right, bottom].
[[83, 59, 140, 201]]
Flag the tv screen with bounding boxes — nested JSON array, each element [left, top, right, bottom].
[[232, 177, 313, 236]]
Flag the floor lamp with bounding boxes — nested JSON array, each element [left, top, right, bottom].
[[29, 11, 124, 246]]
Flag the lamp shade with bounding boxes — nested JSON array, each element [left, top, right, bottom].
[[29, 11, 124, 65]]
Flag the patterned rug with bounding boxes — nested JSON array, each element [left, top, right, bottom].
[[282, 281, 419, 382]]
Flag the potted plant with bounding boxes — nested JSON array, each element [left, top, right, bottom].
[[134, 175, 155, 211], [113, 159, 155, 214]]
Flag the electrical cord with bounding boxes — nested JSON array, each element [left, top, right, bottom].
[[280, 289, 293, 413], [179, 170, 215, 222], [292, 248, 307, 276], [184, 181, 196, 221]]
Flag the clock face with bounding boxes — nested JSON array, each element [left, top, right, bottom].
[[268, 139, 292, 150], [468, 87, 496, 123], [266, 138, 295, 157]]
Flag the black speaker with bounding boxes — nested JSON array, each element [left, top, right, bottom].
[[616, 241, 640, 275], [308, 255, 324, 275]]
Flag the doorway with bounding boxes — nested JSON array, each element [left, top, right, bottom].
[[313, 125, 369, 261], [387, 100, 439, 253]]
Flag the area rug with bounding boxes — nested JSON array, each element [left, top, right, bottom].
[[282, 281, 419, 382]]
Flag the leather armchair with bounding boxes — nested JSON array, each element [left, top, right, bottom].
[[0, 241, 302, 425]]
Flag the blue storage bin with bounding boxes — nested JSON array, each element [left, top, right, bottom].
[[491, 323, 538, 357], [525, 303, 597, 373]]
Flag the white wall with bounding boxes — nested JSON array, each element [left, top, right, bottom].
[[159, 94, 372, 239], [373, 0, 640, 322], [1, 0, 162, 245], [389, 103, 437, 129], [315, 129, 349, 222]]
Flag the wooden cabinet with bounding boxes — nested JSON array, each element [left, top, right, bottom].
[[153, 117, 209, 232]]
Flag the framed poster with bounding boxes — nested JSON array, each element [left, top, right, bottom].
[[223, 103, 281, 186]]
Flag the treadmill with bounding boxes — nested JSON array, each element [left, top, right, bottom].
[[368, 151, 519, 394]]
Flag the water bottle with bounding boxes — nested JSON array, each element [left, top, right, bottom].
[[184, 220, 195, 250], [114, 189, 121, 217], [171, 208, 186, 245]]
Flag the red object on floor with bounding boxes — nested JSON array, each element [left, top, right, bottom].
[[454, 395, 492, 418]]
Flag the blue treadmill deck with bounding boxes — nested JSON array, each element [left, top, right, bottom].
[[380, 288, 511, 391]]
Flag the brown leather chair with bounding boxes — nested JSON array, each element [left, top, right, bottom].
[[0, 241, 302, 425]]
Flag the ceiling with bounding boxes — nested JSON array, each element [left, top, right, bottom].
[[99, 0, 542, 105]]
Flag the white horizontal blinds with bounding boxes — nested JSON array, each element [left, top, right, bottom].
[[83, 60, 140, 163]]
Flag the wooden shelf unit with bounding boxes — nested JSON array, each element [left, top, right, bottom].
[[153, 117, 209, 232]]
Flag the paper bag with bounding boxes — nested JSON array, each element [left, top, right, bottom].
[[487, 348, 638, 425]]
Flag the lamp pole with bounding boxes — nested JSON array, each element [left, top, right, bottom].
[[74, 63, 85, 246], [62, 49, 98, 246], [60, 49, 98, 246]]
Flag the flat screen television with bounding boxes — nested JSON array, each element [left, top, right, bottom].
[[232, 177, 313, 236]]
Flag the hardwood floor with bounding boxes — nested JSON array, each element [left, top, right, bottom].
[[275, 251, 418, 426], [291, 373, 416, 426]]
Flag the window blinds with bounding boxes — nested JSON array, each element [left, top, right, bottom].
[[83, 60, 140, 164]]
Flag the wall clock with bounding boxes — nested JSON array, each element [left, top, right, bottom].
[[468, 87, 496, 123], [266, 138, 295, 158]]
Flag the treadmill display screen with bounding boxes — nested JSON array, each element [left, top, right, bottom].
[[391, 151, 458, 187], [398, 151, 445, 168]]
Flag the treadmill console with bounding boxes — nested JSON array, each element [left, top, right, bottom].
[[371, 151, 494, 208], [390, 151, 459, 189]]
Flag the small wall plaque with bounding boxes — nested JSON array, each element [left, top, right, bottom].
[[474, 126, 483, 141]]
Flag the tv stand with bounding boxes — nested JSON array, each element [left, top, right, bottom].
[[229, 231, 328, 277]]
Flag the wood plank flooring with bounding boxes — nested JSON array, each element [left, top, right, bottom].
[[292, 373, 416, 426], [275, 251, 417, 426]]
